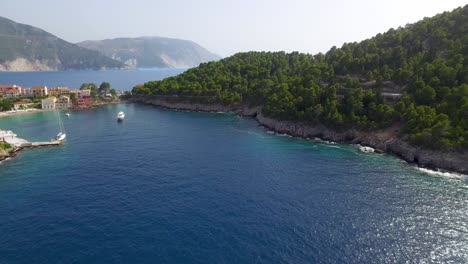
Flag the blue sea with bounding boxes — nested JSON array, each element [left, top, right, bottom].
[[0, 68, 186, 90], [0, 70, 467, 263]]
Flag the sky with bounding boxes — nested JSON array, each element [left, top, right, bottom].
[[1, 0, 466, 57]]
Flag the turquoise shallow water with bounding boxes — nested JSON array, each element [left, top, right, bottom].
[[0, 103, 467, 263]]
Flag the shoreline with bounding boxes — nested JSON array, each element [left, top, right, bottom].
[[0, 100, 124, 120], [0, 100, 123, 162], [0, 109, 50, 119], [131, 96, 468, 176]]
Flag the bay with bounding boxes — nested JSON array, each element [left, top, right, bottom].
[[0, 68, 186, 90], [0, 70, 467, 263]]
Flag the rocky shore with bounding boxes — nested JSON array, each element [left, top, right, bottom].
[[132, 96, 468, 175], [0, 146, 16, 162]]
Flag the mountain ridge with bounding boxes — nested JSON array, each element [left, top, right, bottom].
[[77, 36, 221, 68], [0, 16, 124, 71]]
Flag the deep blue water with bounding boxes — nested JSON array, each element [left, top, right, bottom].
[[0, 104, 467, 263], [0, 68, 186, 90]]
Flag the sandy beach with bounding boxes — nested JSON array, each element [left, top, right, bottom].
[[0, 109, 49, 119]]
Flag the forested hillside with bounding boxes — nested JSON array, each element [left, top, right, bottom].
[[133, 5, 468, 150]]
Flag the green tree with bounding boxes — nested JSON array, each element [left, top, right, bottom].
[[98, 82, 111, 94]]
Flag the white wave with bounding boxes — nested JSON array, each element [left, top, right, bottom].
[[0, 157, 12, 164], [416, 167, 468, 181], [266, 131, 275, 134], [358, 145, 375, 153], [326, 145, 343, 149], [313, 137, 336, 144]]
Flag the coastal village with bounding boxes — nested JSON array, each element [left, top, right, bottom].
[[0, 83, 125, 160], [0, 84, 121, 111]]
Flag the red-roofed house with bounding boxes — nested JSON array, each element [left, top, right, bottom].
[[32, 86, 48, 97], [13, 101, 32, 111], [49, 87, 70, 96], [0, 84, 16, 93], [4, 87, 21, 98], [21, 87, 32, 97]]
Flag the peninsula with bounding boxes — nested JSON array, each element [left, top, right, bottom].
[[131, 6, 468, 174]]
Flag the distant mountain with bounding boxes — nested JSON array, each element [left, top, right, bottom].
[[77, 37, 221, 68], [0, 16, 124, 71]]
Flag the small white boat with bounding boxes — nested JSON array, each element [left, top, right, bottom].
[[117, 111, 125, 121], [54, 132, 66, 141], [65, 112, 71, 117]]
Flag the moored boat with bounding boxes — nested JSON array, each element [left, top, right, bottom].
[[117, 111, 125, 121]]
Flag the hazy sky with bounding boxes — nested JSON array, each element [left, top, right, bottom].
[[1, 0, 466, 56]]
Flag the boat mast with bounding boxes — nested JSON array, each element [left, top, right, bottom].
[[56, 109, 65, 133]]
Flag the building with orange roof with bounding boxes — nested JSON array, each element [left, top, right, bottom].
[[49, 87, 70, 96], [32, 86, 48, 97], [13, 101, 32, 111]]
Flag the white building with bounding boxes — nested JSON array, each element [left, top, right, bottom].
[[41, 97, 57, 109]]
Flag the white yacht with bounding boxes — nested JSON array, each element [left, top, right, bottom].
[[55, 132, 66, 141], [117, 111, 125, 121]]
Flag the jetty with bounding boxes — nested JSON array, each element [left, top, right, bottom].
[[0, 130, 62, 148]]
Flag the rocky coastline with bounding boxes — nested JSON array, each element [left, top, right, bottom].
[[0, 146, 17, 162], [132, 96, 468, 175]]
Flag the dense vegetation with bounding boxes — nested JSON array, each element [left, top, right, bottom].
[[0, 141, 11, 150], [79, 82, 118, 100], [133, 5, 468, 150], [0, 97, 41, 111]]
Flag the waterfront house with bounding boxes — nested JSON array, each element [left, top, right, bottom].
[[13, 101, 31, 111], [32, 86, 48, 97], [79, 89, 91, 97], [21, 87, 32, 97], [49, 87, 70, 96], [3, 87, 21, 98], [71, 92, 93, 109], [41, 97, 56, 109], [73, 97, 92, 109], [0, 84, 23, 98], [70, 89, 91, 98], [0, 84, 16, 93], [55, 96, 71, 109]]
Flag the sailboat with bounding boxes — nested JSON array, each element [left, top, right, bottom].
[[53, 110, 66, 142]]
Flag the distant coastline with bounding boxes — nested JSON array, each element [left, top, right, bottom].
[[131, 96, 468, 175]]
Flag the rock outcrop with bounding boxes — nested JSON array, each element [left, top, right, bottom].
[[0, 146, 15, 161]]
